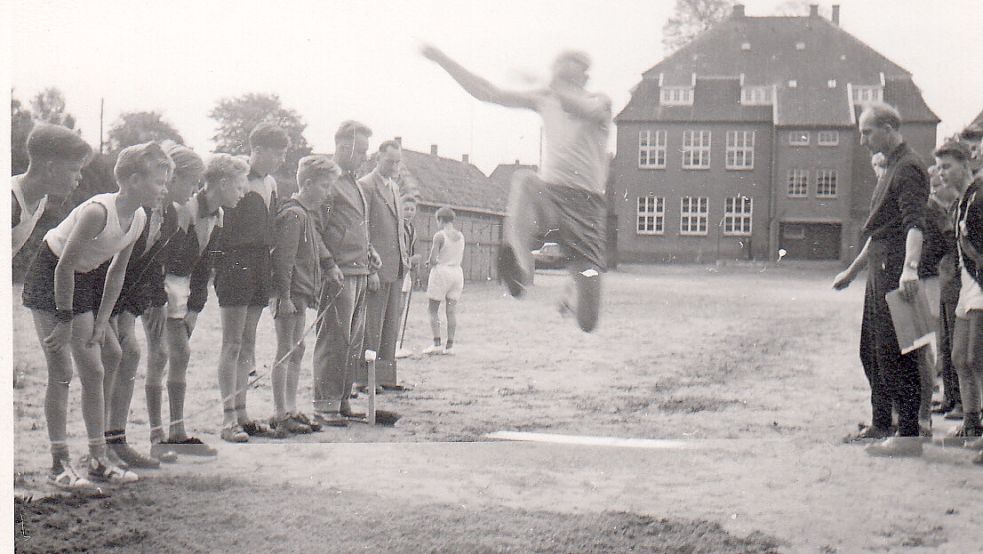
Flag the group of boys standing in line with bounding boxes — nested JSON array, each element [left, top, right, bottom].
[[835, 102, 983, 465], [12, 44, 618, 489]]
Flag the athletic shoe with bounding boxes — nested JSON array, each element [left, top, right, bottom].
[[48, 458, 93, 490], [221, 424, 249, 443], [109, 441, 161, 469], [422, 345, 444, 355], [160, 437, 218, 457], [443, 345, 455, 356], [865, 437, 923, 457], [842, 425, 894, 444], [87, 456, 139, 483]]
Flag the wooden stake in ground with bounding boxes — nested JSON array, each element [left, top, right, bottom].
[[365, 350, 377, 425]]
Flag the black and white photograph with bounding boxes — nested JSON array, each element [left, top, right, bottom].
[[4, 0, 983, 552]]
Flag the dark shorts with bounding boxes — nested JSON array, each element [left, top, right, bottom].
[[527, 177, 607, 270], [214, 247, 272, 308], [22, 243, 104, 315]]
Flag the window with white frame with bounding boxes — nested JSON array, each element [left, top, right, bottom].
[[636, 196, 665, 235], [680, 197, 709, 235], [724, 196, 753, 236], [638, 130, 667, 168], [682, 130, 711, 169], [816, 169, 838, 197], [660, 86, 694, 106], [818, 131, 839, 146], [787, 169, 809, 197], [852, 86, 883, 104], [740, 86, 773, 105], [726, 130, 755, 169], [789, 131, 810, 146]]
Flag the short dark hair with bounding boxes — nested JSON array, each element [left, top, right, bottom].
[[204, 153, 250, 188], [26, 123, 92, 162], [934, 140, 972, 163], [436, 206, 455, 223], [248, 122, 291, 150], [378, 140, 401, 153], [114, 142, 174, 184], [861, 102, 902, 131], [401, 194, 418, 205], [334, 120, 372, 142]]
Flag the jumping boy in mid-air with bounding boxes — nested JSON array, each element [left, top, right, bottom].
[[422, 44, 611, 332], [22, 142, 172, 488]]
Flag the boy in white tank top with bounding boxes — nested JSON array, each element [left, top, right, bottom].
[[424, 207, 465, 355], [22, 142, 173, 488], [11, 123, 91, 258]]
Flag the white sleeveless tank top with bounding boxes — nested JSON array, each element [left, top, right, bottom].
[[44, 192, 147, 272], [537, 93, 610, 195], [11, 175, 48, 256], [435, 229, 465, 267]]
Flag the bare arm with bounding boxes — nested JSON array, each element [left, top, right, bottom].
[[427, 232, 445, 268], [833, 237, 871, 290], [95, 243, 135, 328], [54, 204, 109, 311], [421, 44, 539, 110], [898, 228, 924, 300]]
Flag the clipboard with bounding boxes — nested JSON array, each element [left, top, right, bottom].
[[885, 285, 937, 355]]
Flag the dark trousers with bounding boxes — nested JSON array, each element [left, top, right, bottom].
[[859, 242, 922, 436], [357, 279, 402, 386], [311, 275, 367, 413], [939, 294, 961, 410]]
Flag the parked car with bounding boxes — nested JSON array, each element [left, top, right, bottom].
[[532, 242, 565, 269]]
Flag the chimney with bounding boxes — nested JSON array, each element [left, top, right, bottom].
[[732, 4, 744, 17], [809, 4, 818, 17], [831, 5, 840, 25], [430, 144, 438, 156], [515, 159, 521, 166], [394, 136, 402, 147], [461, 154, 469, 164]]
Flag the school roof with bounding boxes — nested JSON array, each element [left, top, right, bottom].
[[971, 108, 983, 129], [488, 161, 539, 190], [616, 6, 939, 126], [399, 149, 509, 216]]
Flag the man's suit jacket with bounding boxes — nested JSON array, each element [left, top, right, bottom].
[[319, 172, 372, 276], [359, 170, 408, 283]]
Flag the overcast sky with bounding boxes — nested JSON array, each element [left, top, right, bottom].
[[8, 0, 983, 174]]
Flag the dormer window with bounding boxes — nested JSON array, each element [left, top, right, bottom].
[[740, 86, 773, 105], [852, 85, 883, 103], [796, 42, 806, 50], [660, 86, 694, 106], [741, 42, 751, 51], [788, 80, 798, 88], [827, 79, 837, 88]]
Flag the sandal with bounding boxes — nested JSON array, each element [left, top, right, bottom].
[[221, 424, 249, 443], [161, 437, 218, 457], [48, 459, 93, 490], [292, 412, 321, 432], [149, 443, 180, 463], [87, 456, 139, 484], [240, 420, 271, 437]]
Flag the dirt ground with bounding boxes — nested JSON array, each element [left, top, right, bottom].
[[10, 264, 983, 553]]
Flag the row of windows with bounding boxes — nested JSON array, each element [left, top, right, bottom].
[[637, 196, 753, 237], [787, 169, 838, 198], [659, 85, 882, 106], [638, 130, 840, 170], [639, 130, 755, 170]]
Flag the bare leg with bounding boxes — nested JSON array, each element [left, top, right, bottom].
[[219, 306, 248, 428], [567, 258, 602, 333], [286, 304, 307, 415], [69, 313, 109, 458], [162, 318, 191, 440], [428, 299, 441, 342], [100, 317, 122, 423], [138, 306, 168, 436], [501, 171, 550, 294], [445, 299, 458, 345], [236, 305, 264, 423], [33, 310, 75, 463], [107, 312, 139, 431]]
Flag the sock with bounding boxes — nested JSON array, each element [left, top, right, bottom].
[[167, 381, 187, 438], [105, 429, 126, 444], [966, 411, 982, 434], [88, 438, 107, 460], [51, 442, 70, 468], [146, 384, 164, 437], [433, 338, 442, 347], [445, 339, 454, 349]]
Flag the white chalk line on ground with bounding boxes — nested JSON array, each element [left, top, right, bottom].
[[485, 431, 694, 450]]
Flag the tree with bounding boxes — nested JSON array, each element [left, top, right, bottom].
[[661, 0, 730, 54], [11, 90, 34, 175], [30, 87, 77, 129], [108, 111, 184, 153], [208, 93, 313, 184]]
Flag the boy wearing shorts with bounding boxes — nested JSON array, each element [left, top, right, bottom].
[[12, 123, 91, 258], [423, 207, 464, 355], [214, 123, 289, 442], [22, 142, 172, 488]]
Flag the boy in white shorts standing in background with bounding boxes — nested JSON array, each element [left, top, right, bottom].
[[423, 207, 464, 355]]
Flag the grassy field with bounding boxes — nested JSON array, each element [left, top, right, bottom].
[[11, 264, 983, 553]]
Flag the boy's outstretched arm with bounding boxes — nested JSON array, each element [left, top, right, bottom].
[[421, 44, 538, 110]]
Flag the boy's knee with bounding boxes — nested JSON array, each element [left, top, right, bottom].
[[47, 365, 74, 387]]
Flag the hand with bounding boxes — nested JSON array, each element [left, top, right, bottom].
[[327, 266, 344, 286], [43, 320, 72, 352], [899, 268, 920, 302], [184, 311, 199, 338], [368, 273, 380, 293], [144, 306, 166, 339], [420, 43, 444, 62], [832, 269, 854, 290], [275, 296, 297, 316], [87, 320, 109, 348], [368, 249, 382, 271]]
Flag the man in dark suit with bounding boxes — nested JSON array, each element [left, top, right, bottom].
[[833, 102, 929, 457], [358, 140, 410, 390]]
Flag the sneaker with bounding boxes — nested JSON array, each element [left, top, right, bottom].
[[161, 437, 217, 457], [48, 458, 93, 490], [109, 441, 161, 469], [865, 436, 923, 457], [88, 456, 139, 483], [422, 345, 444, 355], [221, 424, 249, 443], [443, 345, 455, 356], [842, 425, 894, 444]]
